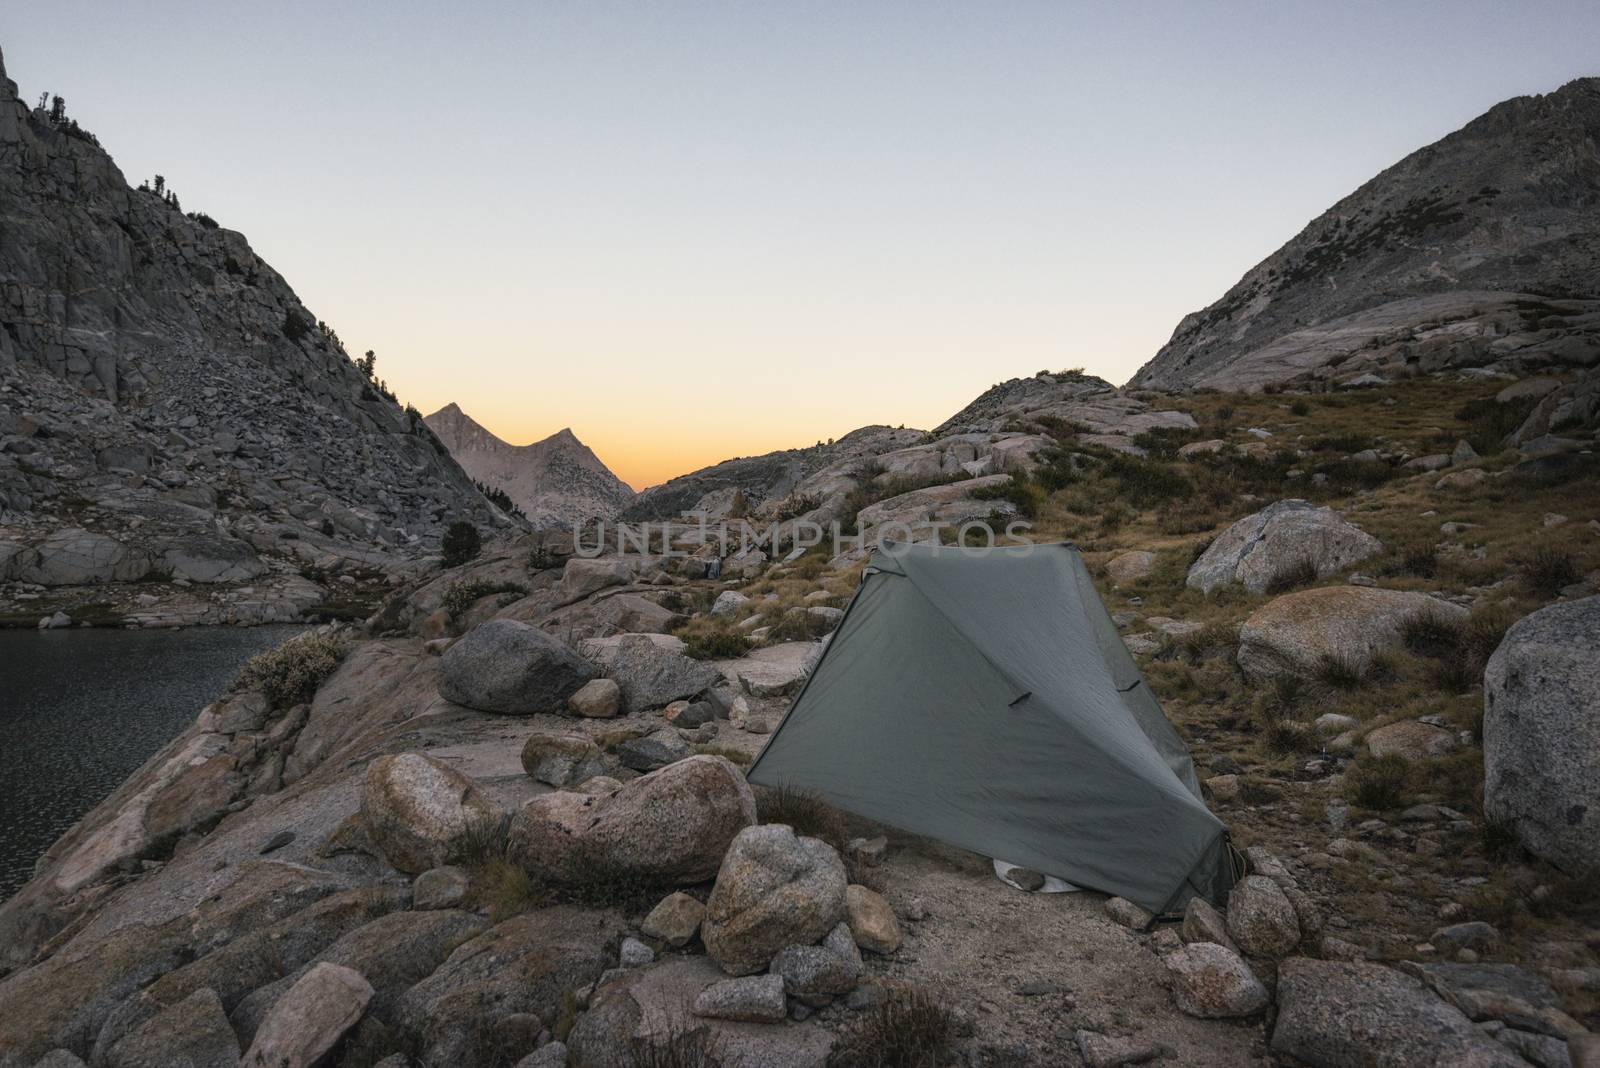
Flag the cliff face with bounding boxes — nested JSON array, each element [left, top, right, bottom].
[[1131, 78, 1600, 392], [0, 46, 505, 616], [423, 403, 634, 529]]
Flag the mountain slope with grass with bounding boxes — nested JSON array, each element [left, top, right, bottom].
[[424, 403, 635, 530], [1131, 77, 1600, 392]]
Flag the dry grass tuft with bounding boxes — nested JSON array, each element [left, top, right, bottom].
[[755, 783, 848, 850], [1346, 754, 1411, 810], [831, 985, 955, 1068]]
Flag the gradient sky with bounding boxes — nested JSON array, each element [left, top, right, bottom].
[[4, 3, 1597, 488]]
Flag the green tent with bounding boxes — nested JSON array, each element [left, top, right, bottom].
[[747, 542, 1238, 915]]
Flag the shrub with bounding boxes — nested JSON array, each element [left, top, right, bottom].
[[1264, 555, 1320, 595], [527, 545, 561, 571], [281, 311, 309, 341], [236, 630, 348, 709], [1521, 543, 1578, 598], [971, 478, 1043, 519], [441, 579, 527, 618], [681, 631, 752, 661], [832, 985, 955, 1068], [755, 783, 847, 849], [1347, 754, 1411, 809], [1289, 399, 1310, 416], [441, 521, 482, 567]]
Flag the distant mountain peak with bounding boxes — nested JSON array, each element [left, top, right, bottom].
[[424, 405, 633, 529]]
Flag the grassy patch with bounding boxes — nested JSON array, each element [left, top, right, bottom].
[[1519, 542, 1578, 598], [1264, 554, 1320, 595]]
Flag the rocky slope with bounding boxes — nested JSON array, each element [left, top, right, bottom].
[[424, 404, 634, 530], [1131, 77, 1600, 392], [0, 46, 507, 627]]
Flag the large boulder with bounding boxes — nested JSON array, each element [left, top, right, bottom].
[[240, 963, 372, 1068], [1161, 942, 1269, 1018], [395, 907, 623, 1067], [1272, 959, 1527, 1067], [1237, 586, 1467, 681], [104, 987, 240, 1068], [1186, 500, 1383, 594], [360, 753, 497, 874], [599, 633, 720, 712], [507, 755, 756, 885], [1484, 596, 1600, 876], [1225, 875, 1300, 958], [560, 557, 632, 601], [702, 824, 849, 975], [438, 619, 597, 714]]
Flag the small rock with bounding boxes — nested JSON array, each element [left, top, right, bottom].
[[846, 836, 887, 867], [691, 974, 787, 1023], [844, 884, 901, 954], [1206, 774, 1241, 802], [413, 865, 470, 910], [769, 943, 857, 999], [641, 891, 706, 948], [1075, 1029, 1165, 1068], [515, 1041, 569, 1068], [619, 936, 655, 968], [616, 728, 691, 771], [260, 830, 295, 855], [1105, 896, 1153, 930], [1431, 922, 1499, 954], [567, 678, 621, 719], [1181, 897, 1236, 951]]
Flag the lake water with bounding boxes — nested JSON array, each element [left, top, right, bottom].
[[0, 625, 305, 900]]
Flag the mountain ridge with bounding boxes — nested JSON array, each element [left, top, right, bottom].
[[1131, 76, 1600, 392]]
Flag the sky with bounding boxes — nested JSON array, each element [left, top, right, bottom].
[[4, 3, 1597, 489]]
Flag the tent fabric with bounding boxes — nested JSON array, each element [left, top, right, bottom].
[[746, 541, 1237, 915]]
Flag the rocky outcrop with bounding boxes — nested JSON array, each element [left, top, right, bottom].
[[1272, 959, 1527, 1067], [438, 619, 597, 715], [425, 404, 634, 529], [1236, 586, 1467, 681], [702, 825, 848, 976], [1483, 595, 1600, 876], [0, 46, 506, 620], [1186, 500, 1382, 594], [507, 756, 756, 885], [1132, 78, 1600, 391], [394, 907, 624, 1066]]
